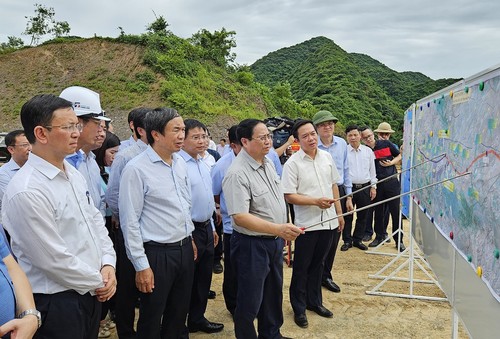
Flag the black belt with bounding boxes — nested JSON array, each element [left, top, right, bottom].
[[144, 236, 192, 248], [234, 230, 278, 240], [193, 220, 211, 228], [353, 181, 371, 189]]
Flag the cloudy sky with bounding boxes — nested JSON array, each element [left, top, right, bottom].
[[2, 0, 499, 80]]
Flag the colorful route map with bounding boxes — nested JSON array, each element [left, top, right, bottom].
[[410, 72, 500, 299]]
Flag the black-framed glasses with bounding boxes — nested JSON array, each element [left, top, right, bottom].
[[11, 143, 31, 148], [44, 123, 83, 133]]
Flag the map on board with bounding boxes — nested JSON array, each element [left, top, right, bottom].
[[411, 73, 500, 298]]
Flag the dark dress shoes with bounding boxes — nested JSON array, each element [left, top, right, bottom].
[[213, 261, 223, 274], [368, 238, 383, 247], [294, 313, 308, 328], [353, 242, 368, 250], [362, 234, 372, 242], [306, 305, 333, 318], [188, 320, 224, 333], [207, 290, 216, 299], [322, 278, 340, 293], [340, 242, 352, 251], [396, 243, 406, 252]]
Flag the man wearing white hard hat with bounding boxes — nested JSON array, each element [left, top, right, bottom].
[[60, 86, 111, 217]]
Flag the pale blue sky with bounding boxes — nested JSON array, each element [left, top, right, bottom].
[[2, 0, 499, 79]]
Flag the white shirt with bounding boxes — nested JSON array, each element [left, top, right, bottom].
[[1, 153, 116, 295], [347, 144, 377, 186], [281, 148, 340, 231], [0, 158, 21, 221]]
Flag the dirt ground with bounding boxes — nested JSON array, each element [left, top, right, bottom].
[[109, 220, 469, 338]]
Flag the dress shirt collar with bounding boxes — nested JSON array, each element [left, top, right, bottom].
[[27, 152, 64, 180], [348, 144, 361, 152], [318, 135, 338, 148], [178, 149, 199, 163], [239, 148, 268, 170]]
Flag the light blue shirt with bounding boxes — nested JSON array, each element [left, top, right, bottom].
[[318, 136, 352, 195], [0, 158, 21, 219], [106, 139, 148, 218], [119, 135, 135, 151], [266, 147, 283, 177], [179, 150, 215, 230], [66, 150, 106, 216], [119, 146, 194, 271], [211, 150, 236, 234]]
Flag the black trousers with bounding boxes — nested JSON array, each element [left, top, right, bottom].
[[231, 231, 284, 339], [374, 177, 402, 242], [114, 228, 139, 339], [34, 291, 100, 339], [188, 221, 214, 326], [137, 239, 194, 339], [290, 231, 332, 315], [222, 232, 237, 315], [322, 185, 346, 282], [343, 183, 371, 243]]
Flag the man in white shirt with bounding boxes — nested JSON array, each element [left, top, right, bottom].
[[342, 125, 377, 251], [2, 94, 116, 339], [281, 120, 344, 328], [0, 130, 31, 220]]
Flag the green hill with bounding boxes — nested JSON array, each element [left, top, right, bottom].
[[251, 36, 460, 139]]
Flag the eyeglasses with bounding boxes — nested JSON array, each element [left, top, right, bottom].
[[44, 123, 83, 133], [189, 135, 208, 141], [251, 134, 273, 142], [11, 143, 31, 148], [362, 134, 374, 140], [317, 121, 335, 128]]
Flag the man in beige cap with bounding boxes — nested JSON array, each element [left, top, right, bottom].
[[374, 122, 395, 141], [312, 110, 351, 294]]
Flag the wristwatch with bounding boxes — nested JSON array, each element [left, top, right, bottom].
[[18, 308, 42, 328]]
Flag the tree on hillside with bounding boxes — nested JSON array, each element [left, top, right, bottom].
[[0, 36, 24, 53], [190, 28, 236, 67], [147, 13, 170, 36], [23, 3, 71, 45]]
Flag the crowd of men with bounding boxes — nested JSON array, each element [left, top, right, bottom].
[[0, 85, 404, 339]]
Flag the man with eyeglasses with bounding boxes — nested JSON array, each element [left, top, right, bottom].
[[179, 119, 224, 334], [312, 110, 352, 294], [223, 119, 303, 338], [281, 120, 344, 328], [360, 127, 405, 252], [0, 130, 31, 222], [2, 94, 116, 339], [60, 86, 111, 217]]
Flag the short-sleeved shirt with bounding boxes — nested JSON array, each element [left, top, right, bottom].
[[281, 149, 340, 231], [372, 139, 400, 179], [223, 149, 287, 236]]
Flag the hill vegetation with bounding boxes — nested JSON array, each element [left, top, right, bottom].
[[251, 36, 460, 139], [1, 28, 458, 141]]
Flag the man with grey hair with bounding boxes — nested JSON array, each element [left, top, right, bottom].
[[119, 107, 196, 338]]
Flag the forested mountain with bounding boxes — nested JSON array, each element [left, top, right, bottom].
[[251, 36, 460, 137]]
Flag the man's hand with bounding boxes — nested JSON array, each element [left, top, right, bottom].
[[346, 197, 354, 212], [96, 265, 117, 302], [136, 268, 154, 293], [215, 209, 222, 224], [370, 187, 377, 200], [192, 240, 198, 261], [315, 197, 335, 209], [337, 216, 345, 232], [277, 223, 304, 241], [0, 317, 38, 339], [111, 215, 120, 229], [380, 159, 393, 167], [213, 231, 219, 247]]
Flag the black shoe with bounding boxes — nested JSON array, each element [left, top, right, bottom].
[[322, 278, 341, 293], [353, 242, 368, 250], [396, 243, 406, 252], [384, 235, 391, 243], [306, 305, 333, 318], [207, 290, 216, 299], [362, 234, 372, 242], [294, 313, 308, 328], [188, 320, 224, 333], [213, 261, 223, 274], [340, 242, 352, 251], [368, 238, 383, 247]]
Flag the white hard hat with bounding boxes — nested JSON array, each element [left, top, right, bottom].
[[59, 86, 110, 121]]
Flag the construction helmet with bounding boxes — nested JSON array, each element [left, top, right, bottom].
[[60, 86, 110, 121]]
